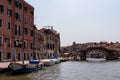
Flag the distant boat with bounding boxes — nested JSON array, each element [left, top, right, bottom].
[[86, 58, 106, 62], [8, 60, 44, 73], [59, 57, 68, 62]]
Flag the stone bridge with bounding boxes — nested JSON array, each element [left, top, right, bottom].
[[76, 47, 119, 60], [77, 47, 118, 60]]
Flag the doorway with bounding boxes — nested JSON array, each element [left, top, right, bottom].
[[18, 53, 20, 61], [0, 52, 1, 61]]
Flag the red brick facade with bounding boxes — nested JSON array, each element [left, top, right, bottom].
[[0, 0, 61, 62], [0, 0, 34, 61], [40, 27, 60, 58], [33, 29, 46, 59]]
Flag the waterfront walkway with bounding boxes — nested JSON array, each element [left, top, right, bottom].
[[0, 61, 29, 71], [0, 58, 66, 71]]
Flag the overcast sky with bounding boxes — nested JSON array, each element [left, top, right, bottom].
[[25, 0, 120, 46]]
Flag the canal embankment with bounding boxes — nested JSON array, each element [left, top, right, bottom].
[[0, 61, 29, 72], [0, 58, 65, 72]]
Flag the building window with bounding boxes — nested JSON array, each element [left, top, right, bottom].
[[53, 44, 54, 50], [30, 11, 33, 15], [0, 37, 3, 46], [7, 52, 11, 59], [31, 30, 33, 36], [24, 7, 27, 12], [15, 25, 20, 35], [0, 51, 1, 61], [15, 25, 17, 35], [30, 20, 33, 27], [15, 0, 22, 9], [0, 5, 4, 13], [18, 26, 20, 35], [8, 22, 11, 30], [8, 0, 13, 4], [7, 9, 12, 16], [0, 19, 2, 27], [14, 39, 22, 48], [15, 13, 20, 21], [24, 28, 28, 35], [50, 44, 53, 50], [24, 17, 27, 24], [7, 38, 11, 47], [24, 41, 27, 48], [50, 36, 54, 41], [47, 43, 49, 49], [30, 43, 33, 49]]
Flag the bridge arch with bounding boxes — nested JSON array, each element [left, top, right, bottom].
[[85, 47, 109, 58], [79, 47, 118, 60]]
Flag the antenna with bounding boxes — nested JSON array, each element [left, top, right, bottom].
[[51, 26, 53, 30]]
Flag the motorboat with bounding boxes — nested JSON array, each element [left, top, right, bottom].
[[8, 60, 44, 73], [50, 56, 60, 64], [41, 59, 55, 66]]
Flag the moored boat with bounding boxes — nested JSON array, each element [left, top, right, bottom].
[[50, 56, 60, 64], [41, 59, 55, 66], [8, 60, 44, 73], [59, 57, 68, 62]]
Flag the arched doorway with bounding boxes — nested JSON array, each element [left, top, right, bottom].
[[18, 53, 21, 61], [0, 52, 1, 61], [37, 53, 40, 59], [33, 53, 36, 59], [27, 53, 29, 60], [24, 53, 26, 60]]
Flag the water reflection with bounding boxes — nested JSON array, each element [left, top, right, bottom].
[[29, 64, 61, 80], [29, 59, 120, 80]]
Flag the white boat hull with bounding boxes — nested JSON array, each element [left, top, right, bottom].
[[50, 59, 60, 64], [41, 59, 55, 66]]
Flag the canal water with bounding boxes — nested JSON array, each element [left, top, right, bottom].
[[1, 59, 120, 80], [28, 59, 120, 80]]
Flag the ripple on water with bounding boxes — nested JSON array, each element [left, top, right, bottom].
[[28, 59, 120, 80]]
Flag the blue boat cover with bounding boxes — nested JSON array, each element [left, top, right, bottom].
[[50, 56, 56, 59], [29, 60, 40, 64]]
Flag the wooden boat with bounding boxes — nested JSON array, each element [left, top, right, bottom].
[[41, 59, 55, 66], [8, 60, 44, 73]]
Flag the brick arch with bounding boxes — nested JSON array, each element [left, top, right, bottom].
[[85, 47, 109, 58], [79, 47, 118, 60], [85, 47, 109, 55]]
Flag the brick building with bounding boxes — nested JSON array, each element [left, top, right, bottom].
[[0, 0, 34, 61], [33, 28, 46, 59], [40, 27, 61, 58]]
